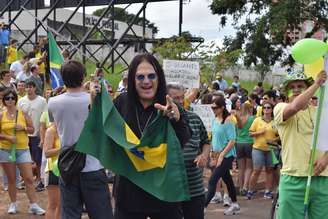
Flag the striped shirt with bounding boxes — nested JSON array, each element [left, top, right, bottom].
[[184, 110, 210, 197]]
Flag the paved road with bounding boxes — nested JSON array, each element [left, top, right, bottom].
[[0, 179, 272, 219], [205, 192, 273, 219]]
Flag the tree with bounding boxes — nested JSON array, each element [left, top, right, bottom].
[[152, 32, 195, 60], [93, 7, 158, 35], [198, 41, 242, 84], [210, 0, 328, 80]]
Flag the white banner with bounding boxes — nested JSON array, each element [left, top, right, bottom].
[[316, 54, 328, 151], [163, 60, 200, 89], [191, 104, 215, 132]]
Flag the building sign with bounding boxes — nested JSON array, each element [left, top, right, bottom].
[[85, 16, 119, 31]]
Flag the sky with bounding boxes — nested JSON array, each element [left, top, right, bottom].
[[76, 0, 236, 46]]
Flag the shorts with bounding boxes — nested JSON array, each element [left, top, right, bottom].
[[0, 149, 32, 164], [252, 148, 273, 168], [236, 142, 252, 159], [45, 171, 59, 186], [28, 136, 42, 166], [278, 175, 328, 219]]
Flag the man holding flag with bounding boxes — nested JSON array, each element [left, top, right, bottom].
[[273, 70, 328, 219], [83, 53, 191, 219], [48, 61, 113, 219]]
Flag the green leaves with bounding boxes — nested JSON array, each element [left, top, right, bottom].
[[210, 0, 328, 69]]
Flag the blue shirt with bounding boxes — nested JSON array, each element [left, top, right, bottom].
[[211, 119, 236, 158], [215, 79, 228, 91], [0, 29, 10, 45]]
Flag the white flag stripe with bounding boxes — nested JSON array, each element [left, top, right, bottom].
[[316, 54, 328, 152]]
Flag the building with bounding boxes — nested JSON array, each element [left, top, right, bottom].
[[1, 8, 154, 64]]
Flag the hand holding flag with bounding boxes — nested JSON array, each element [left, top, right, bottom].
[[314, 70, 327, 87]]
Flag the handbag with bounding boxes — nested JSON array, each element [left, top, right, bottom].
[[58, 143, 86, 184]]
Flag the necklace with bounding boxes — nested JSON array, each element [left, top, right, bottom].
[[135, 108, 154, 137], [7, 110, 16, 118]]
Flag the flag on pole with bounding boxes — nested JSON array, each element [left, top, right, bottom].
[[304, 54, 328, 217], [75, 83, 190, 202], [48, 31, 64, 89], [316, 54, 328, 152]]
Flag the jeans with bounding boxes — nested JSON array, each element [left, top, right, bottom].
[[205, 156, 237, 207], [181, 194, 205, 219], [59, 169, 114, 219]]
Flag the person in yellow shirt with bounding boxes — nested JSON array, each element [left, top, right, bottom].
[[0, 89, 45, 215], [44, 122, 60, 219], [274, 70, 328, 219], [256, 90, 277, 117], [6, 39, 18, 68], [247, 102, 278, 200]]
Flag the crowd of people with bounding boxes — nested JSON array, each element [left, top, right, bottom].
[[0, 32, 327, 219]]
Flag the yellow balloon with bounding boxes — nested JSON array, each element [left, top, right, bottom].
[[304, 57, 324, 79]]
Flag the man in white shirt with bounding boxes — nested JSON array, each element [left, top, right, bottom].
[[10, 55, 29, 79], [18, 80, 47, 191]]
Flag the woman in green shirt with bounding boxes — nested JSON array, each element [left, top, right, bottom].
[[234, 102, 254, 196]]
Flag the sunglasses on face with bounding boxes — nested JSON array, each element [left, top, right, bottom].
[[4, 96, 15, 101], [135, 73, 157, 81], [263, 106, 272, 109]]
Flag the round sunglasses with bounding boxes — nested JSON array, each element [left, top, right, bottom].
[[135, 73, 157, 81]]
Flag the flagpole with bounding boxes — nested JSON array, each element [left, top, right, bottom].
[[304, 85, 325, 218]]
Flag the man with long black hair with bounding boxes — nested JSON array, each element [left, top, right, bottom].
[[109, 53, 191, 219]]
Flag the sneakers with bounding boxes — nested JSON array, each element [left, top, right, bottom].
[[246, 191, 255, 200], [35, 181, 45, 192], [28, 203, 46, 215], [224, 203, 240, 216], [240, 188, 247, 196], [8, 202, 17, 214], [223, 194, 231, 207], [210, 192, 223, 204], [16, 181, 25, 190], [264, 191, 274, 199]]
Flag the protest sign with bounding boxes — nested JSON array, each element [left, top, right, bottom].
[[163, 59, 200, 89], [191, 104, 215, 132]]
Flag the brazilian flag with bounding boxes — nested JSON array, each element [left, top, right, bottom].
[[48, 31, 64, 89], [75, 84, 190, 202]]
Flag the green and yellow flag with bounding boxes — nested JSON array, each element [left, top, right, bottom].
[[75, 84, 190, 202]]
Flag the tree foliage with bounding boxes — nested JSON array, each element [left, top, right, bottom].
[[210, 0, 328, 80], [198, 41, 242, 84], [152, 32, 195, 60], [93, 7, 158, 35]]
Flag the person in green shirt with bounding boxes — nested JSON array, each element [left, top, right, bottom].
[[234, 102, 254, 196]]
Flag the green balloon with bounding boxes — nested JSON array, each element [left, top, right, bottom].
[[52, 159, 60, 177], [291, 38, 328, 64]]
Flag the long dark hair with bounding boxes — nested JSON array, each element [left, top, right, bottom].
[[127, 53, 167, 107], [213, 96, 230, 124]]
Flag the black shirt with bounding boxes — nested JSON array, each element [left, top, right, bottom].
[[113, 93, 191, 213]]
